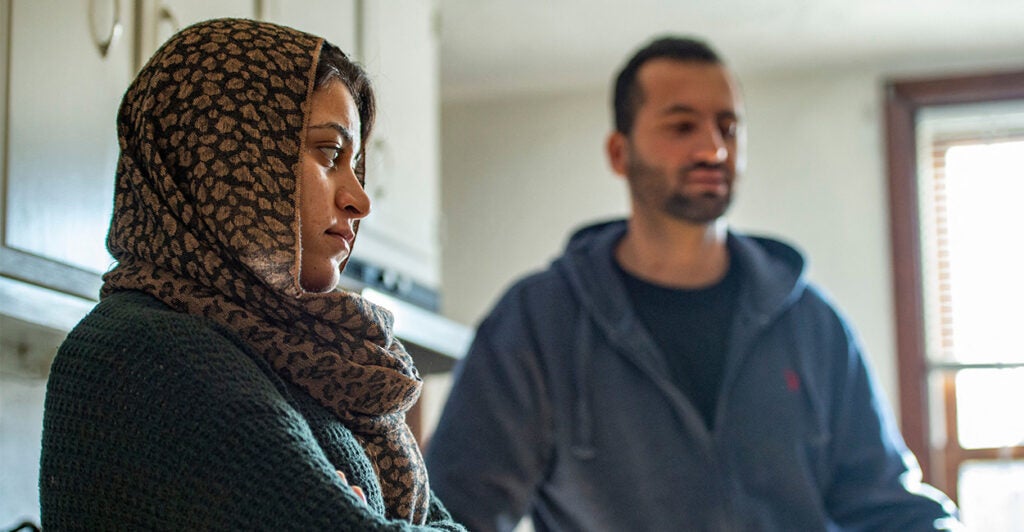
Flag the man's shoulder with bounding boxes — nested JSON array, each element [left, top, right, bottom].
[[470, 264, 582, 347], [493, 261, 577, 314], [730, 231, 805, 271], [514, 262, 571, 292]]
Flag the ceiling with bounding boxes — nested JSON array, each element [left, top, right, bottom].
[[438, 0, 1024, 100]]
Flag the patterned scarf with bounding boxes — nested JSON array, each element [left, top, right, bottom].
[[101, 18, 429, 523]]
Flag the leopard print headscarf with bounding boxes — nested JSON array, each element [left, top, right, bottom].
[[101, 18, 429, 523]]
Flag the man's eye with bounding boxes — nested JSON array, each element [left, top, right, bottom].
[[671, 122, 697, 134], [319, 147, 341, 167], [720, 121, 738, 138]]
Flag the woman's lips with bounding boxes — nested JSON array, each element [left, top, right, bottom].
[[326, 228, 354, 251]]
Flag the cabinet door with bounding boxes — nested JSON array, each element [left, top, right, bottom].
[[260, 0, 357, 55], [136, 0, 257, 67], [1, 0, 135, 298], [356, 0, 441, 289]]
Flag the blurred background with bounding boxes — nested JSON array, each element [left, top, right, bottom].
[[2, 1, 1022, 529]]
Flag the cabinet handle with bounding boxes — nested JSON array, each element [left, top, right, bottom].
[[157, 5, 181, 36], [368, 138, 392, 202], [88, 0, 123, 58]]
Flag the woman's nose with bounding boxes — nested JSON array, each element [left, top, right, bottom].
[[337, 170, 371, 219]]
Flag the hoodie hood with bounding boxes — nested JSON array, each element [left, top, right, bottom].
[[556, 219, 809, 338]]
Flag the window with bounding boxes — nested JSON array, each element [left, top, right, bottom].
[[886, 71, 1024, 529]]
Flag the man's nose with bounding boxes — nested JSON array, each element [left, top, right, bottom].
[[693, 124, 728, 163]]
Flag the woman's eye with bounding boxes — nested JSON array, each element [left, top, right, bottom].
[[319, 147, 341, 167]]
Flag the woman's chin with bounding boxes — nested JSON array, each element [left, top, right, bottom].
[[299, 270, 339, 293]]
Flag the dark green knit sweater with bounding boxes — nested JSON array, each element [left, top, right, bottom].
[[40, 291, 465, 531]]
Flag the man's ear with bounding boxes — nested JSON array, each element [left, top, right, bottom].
[[606, 131, 629, 178]]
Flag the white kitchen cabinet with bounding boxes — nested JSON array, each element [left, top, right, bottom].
[[138, 0, 359, 60], [354, 0, 442, 291], [1, 0, 134, 303], [0, 0, 258, 313], [259, 0, 358, 56], [135, 0, 257, 67]]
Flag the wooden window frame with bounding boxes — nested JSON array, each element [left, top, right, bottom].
[[884, 69, 1024, 482]]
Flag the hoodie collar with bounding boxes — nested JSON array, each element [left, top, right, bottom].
[[557, 219, 808, 338], [554, 219, 809, 453]]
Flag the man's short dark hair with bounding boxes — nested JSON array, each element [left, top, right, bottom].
[[612, 36, 722, 134]]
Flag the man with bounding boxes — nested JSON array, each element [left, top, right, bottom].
[[426, 36, 960, 531]]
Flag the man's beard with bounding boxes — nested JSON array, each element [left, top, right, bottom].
[[626, 149, 733, 225]]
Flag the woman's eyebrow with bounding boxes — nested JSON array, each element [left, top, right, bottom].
[[308, 122, 355, 145]]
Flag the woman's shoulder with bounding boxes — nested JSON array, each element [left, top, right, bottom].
[[53, 290, 283, 408], [67, 292, 232, 364], [81, 290, 229, 341]]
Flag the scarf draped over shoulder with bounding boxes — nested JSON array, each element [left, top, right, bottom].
[[102, 18, 429, 523]]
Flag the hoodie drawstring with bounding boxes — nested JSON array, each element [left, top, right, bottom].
[[570, 311, 597, 459]]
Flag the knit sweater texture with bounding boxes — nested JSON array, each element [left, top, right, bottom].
[[40, 290, 464, 531]]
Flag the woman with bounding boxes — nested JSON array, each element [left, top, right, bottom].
[[39, 18, 463, 530]]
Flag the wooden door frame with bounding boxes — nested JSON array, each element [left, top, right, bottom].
[[884, 69, 1024, 480]]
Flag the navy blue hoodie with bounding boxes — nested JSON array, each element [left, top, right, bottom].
[[427, 220, 958, 531]]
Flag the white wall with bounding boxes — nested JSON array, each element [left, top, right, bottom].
[[439, 57, 1021, 414], [0, 317, 62, 528], [0, 377, 47, 527], [439, 91, 628, 325]]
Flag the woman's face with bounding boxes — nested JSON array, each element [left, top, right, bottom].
[[298, 80, 370, 293]]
